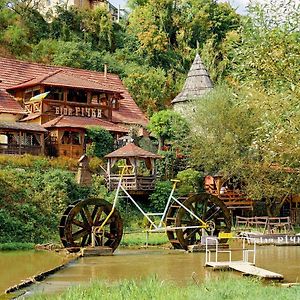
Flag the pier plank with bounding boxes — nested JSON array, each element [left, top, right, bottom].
[[205, 261, 283, 279]]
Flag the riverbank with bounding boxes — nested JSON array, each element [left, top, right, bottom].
[[31, 276, 300, 300]]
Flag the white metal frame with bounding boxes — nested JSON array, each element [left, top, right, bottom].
[[205, 236, 257, 265], [96, 169, 210, 235]]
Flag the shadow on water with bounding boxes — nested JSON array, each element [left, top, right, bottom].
[[1, 246, 299, 297]]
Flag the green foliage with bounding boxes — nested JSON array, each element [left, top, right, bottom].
[[0, 165, 89, 243], [189, 84, 300, 213], [148, 181, 172, 212], [229, 0, 300, 95], [0, 242, 34, 250], [123, 65, 175, 115], [176, 168, 202, 195], [86, 126, 114, 158], [148, 110, 190, 149]]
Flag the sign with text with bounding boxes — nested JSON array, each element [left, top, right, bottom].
[[55, 106, 102, 118]]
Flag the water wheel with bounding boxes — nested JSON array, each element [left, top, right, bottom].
[[59, 198, 123, 252], [166, 193, 231, 250]]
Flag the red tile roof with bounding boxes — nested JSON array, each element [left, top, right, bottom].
[[0, 57, 148, 126], [105, 143, 161, 158], [42, 116, 129, 133], [0, 120, 47, 132], [0, 89, 26, 115], [8, 70, 122, 93]]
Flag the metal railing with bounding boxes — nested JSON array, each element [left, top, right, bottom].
[[205, 236, 256, 265]]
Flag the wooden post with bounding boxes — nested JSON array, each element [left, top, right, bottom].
[[18, 131, 22, 154], [40, 133, 45, 155]]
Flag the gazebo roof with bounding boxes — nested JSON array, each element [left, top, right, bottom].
[[105, 143, 161, 159], [171, 53, 213, 104]]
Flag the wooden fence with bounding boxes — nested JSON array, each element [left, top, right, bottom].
[[236, 216, 294, 234]]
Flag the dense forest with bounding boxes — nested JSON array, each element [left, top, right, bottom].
[[0, 0, 300, 244]]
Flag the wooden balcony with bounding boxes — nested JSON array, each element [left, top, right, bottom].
[[107, 175, 156, 192], [0, 143, 42, 155]]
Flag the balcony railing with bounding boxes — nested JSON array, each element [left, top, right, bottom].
[[0, 143, 42, 155]]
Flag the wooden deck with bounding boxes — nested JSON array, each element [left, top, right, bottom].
[[206, 261, 283, 279]]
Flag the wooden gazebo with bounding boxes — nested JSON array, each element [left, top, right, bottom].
[[105, 143, 161, 193]]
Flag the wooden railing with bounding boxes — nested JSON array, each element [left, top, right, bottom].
[[107, 175, 156, 191], [205, 184, 254, 209], [236, 216, 294, 233], [0, 143, 42, 155]]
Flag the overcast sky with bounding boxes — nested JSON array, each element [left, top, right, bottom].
[[109, 0, 263, 14]]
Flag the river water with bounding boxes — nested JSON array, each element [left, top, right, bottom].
[[0, 246, 299, 297]]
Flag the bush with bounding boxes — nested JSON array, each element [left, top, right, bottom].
[[0, 166, 90, 244], [148, 181, 173, 212], [86, 126, 114, 158], [176, 168, 202, 195]]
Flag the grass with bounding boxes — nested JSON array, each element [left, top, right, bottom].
[[31, 275, 300, 300], [0, 242, 35, 251], [120, 232, 169, 247]]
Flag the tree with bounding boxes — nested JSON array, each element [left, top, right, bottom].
[[86, 127, 114, 158], [148, 110, 190, 150], [189, 85, 300, 216], [229, 0, 300, 95]]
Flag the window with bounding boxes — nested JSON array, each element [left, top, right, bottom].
[[67, 89, 87, 103], [45, 86, 64, 101], [24, 87, 40, 102], [61, 131, 81, 145], [111, 98, 118, 109], [91, 92, 107, 105]]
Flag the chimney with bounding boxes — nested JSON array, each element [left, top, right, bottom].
[[104, 64, 108, 78]]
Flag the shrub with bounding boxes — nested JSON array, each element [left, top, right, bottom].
[[86, 126, 114, 158], [176, 168, 202, 195], [148, 181, 173, 212]]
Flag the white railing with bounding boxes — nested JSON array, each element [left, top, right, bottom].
[[205, 236, 256, 266]]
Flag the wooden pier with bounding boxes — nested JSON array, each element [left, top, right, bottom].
[[204, 236, 284, 280], [206, 261, 283, 279]]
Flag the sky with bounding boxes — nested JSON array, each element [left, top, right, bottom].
[[109, 0, 263, 14]]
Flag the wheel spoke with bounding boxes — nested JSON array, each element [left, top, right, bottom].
[[81, 234, 89, 247], [174, 194, 231, 250], [94, 207, 104, 224], [72, 219, 86, 228], [83, 206, 93, 226], [91, 205, 100, 221], [73, 228, 88, 240], [205, 206, 221, 221], [80, 209, 90, 227]]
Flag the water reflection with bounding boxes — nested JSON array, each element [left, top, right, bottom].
[[0, 250, 65, 293]]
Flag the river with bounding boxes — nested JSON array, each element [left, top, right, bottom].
[[0, 246, 299, 298]]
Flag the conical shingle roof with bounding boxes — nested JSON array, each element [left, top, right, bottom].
[[171, 53, 213, 104]]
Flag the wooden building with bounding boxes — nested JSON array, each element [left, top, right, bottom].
[[0, 57, 148, 158], [0, 89, 46, 155]]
